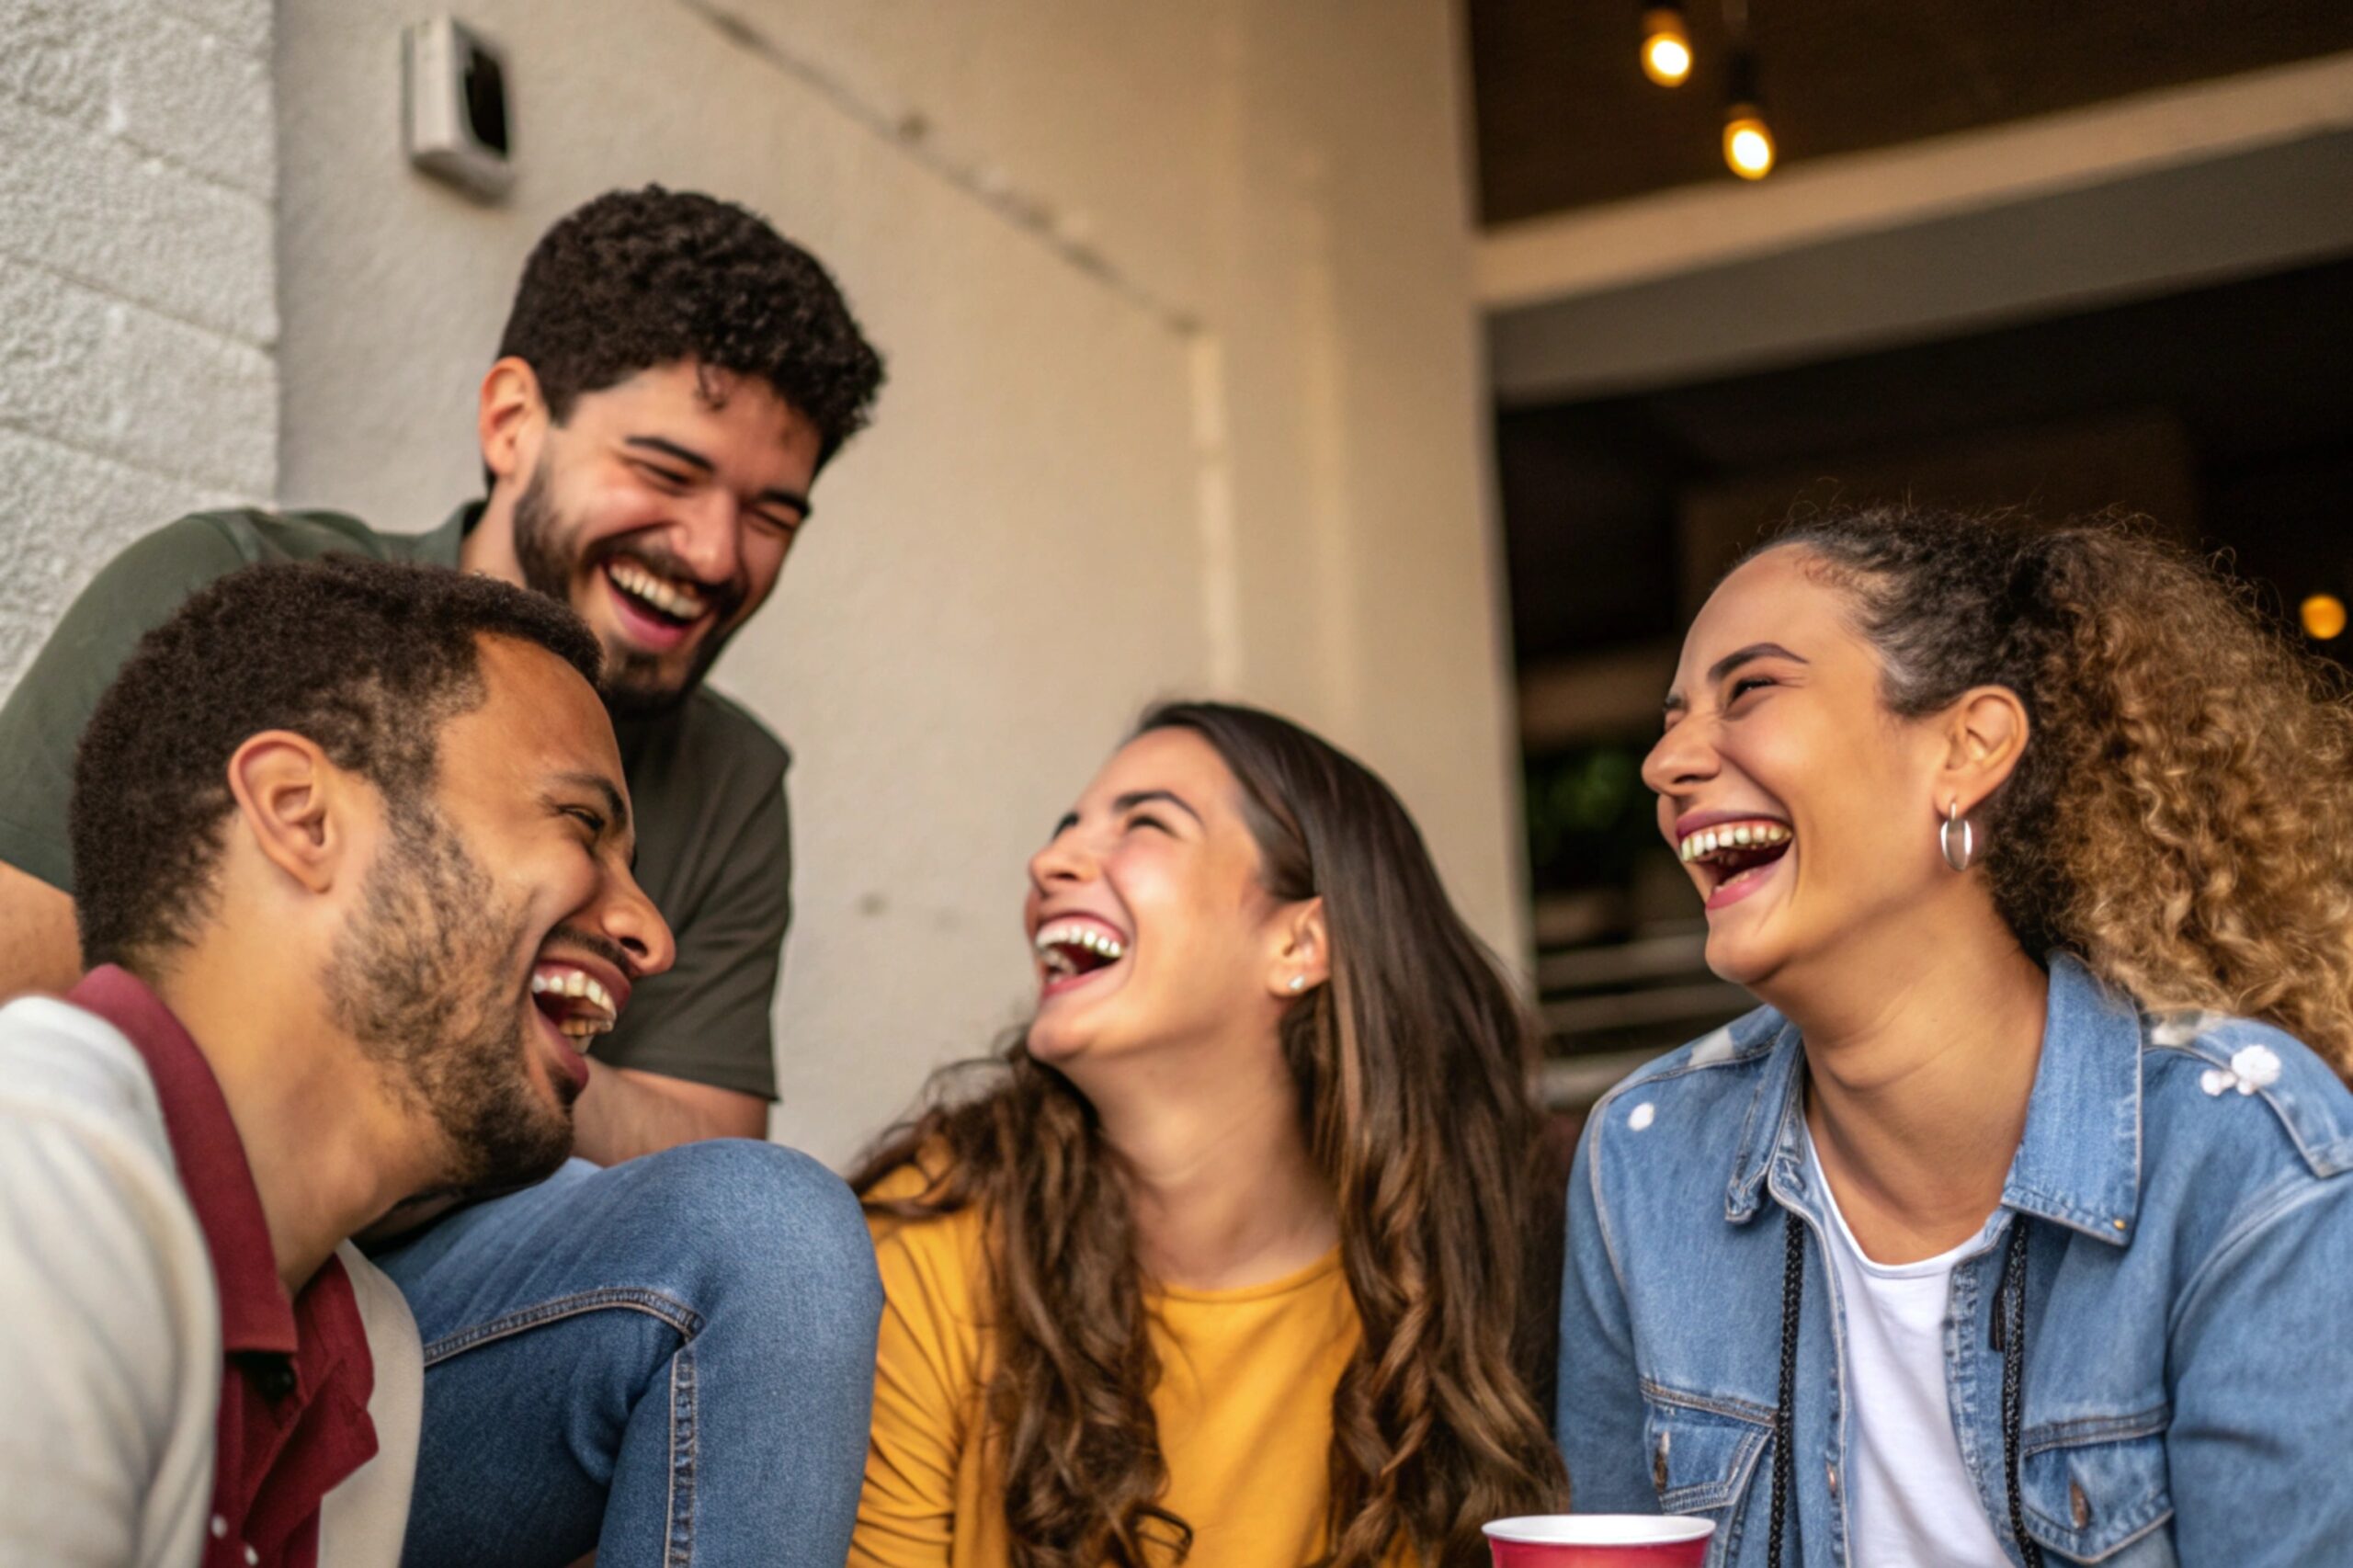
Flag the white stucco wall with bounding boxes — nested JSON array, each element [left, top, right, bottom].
[[271, 0, 1521, 1165], [0, 0, 276, 693]]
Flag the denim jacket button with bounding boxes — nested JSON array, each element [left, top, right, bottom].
[[2070, 1479, 2091, 1528], [1825, 1462, 1839, 1496]]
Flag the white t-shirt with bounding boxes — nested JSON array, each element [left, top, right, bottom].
[[1804, 1130, 2011, 1568]]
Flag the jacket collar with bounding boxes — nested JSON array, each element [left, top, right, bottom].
[[1725, 953, 2143, 1245]]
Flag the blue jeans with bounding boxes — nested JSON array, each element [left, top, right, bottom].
[[373, 1140, 881, 1567]]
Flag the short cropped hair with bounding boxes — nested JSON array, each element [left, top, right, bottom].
[[497, 185, 885, 464], [71, 555, 603, 971]]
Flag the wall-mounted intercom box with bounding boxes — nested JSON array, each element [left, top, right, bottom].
[[403, 16, 513, 199]]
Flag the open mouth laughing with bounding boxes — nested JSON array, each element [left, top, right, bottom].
[[1676, 815, 1794, 911], [603, 556, 715, 653], [1032, 915, 1130, 1000], [526, 956, 631, 1089]]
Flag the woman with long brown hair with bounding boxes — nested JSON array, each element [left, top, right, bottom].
[[848, 701, 1567, 1568], [1560, 506, 2353, 1566]]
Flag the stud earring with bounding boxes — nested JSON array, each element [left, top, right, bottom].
[[1940, 800, 1977, 873], [1288, 975, 1306, 993]]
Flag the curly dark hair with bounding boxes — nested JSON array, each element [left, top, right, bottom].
[[1757, 506, 2353, 1073], [71, 555, 603, 973], [498, 185, 885, 464], [855, 701, 1568, 1568]]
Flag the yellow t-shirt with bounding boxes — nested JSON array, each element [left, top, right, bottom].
[[853, 1165, 1403, 1568]]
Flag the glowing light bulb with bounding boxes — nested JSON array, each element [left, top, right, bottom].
[[2302, 594, 2347, 641], [1645, 35, 1692, 85], [1641, 6, 1693, 86], [1723, 108, 1775, 178], [1720, 48, 1776, 180]]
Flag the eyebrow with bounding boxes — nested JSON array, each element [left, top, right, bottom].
[[1047, 789, 1206, 840], [551, 770, 631, 835], [1662, 642, 1811, 714], [1115, 789, 1203, 824], [623, 435, 813, 521]]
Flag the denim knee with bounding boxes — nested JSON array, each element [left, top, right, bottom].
[[620, 1138, 882, 1338]]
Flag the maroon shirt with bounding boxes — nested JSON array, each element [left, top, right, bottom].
[[69, 967, 379, 1568]]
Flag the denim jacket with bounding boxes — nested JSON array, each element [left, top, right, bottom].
[[1556, 956, 2353, 1567]]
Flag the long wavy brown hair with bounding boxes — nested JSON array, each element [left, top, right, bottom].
[[1761, 506, 2353, 1073], [852, 701, 1569, 1568]]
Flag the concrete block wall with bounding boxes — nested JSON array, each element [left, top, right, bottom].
[[0, 0, 276, 696]]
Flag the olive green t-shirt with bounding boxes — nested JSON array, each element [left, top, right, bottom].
[[0, 506, 788, 1098]]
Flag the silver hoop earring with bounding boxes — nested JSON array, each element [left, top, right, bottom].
[[1939, 801, 1977, 873]]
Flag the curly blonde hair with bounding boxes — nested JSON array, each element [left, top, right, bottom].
[[1759, 507, 2353, 1074]]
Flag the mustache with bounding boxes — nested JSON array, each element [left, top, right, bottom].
[[588, 539, 749, 621], [539, 925, 636, 976]]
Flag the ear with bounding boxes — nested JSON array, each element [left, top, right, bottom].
[[478, 357, 548, 491], [1938, 684, 2030, 820], [1266, 895, 1330, 1000], [223, 732, 348, 895]]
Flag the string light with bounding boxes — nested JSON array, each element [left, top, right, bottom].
[[1640, 5, 1693, 87], [1722, 47, 1775, 179], [1723, 112, 1775, 177], [2302, 594, 2347, 641]]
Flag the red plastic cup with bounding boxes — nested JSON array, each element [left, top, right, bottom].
[[1483, 1515, 1715, 1566]]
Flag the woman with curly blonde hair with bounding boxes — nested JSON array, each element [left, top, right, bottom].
[[1558, 507, 2353, 1567], [850, 701, 1567, 1568]]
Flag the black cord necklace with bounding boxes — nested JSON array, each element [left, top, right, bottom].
[[1764, 1208, 2042, 1567], [1765, 1210, 1803, 1568]]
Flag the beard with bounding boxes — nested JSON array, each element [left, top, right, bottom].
[[323, 797, 575, 1195], [509, 459, 747, 719]]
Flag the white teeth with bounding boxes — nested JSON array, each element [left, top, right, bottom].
[[1676, 820, 1792, 864], [1031, 920, 1127, 963], [532, 967, 618, 1024], [608, 560, 708, 619]]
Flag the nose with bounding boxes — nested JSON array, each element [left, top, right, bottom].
[[596, 861, 676, 981], [1027, 825, 1097, 897], [1642, 715, 1720, 801], [668, 492, 744, 586]]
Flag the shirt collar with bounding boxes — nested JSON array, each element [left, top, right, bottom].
[[67, 966, 300, 1353], [1725, 953, 2143, 1245]]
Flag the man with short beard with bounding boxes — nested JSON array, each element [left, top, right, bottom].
[[0, 189, 885, 1564], [0, 557, 675, 1562]]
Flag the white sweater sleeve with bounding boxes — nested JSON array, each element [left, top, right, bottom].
[[0, 1004, 221, 1568]]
